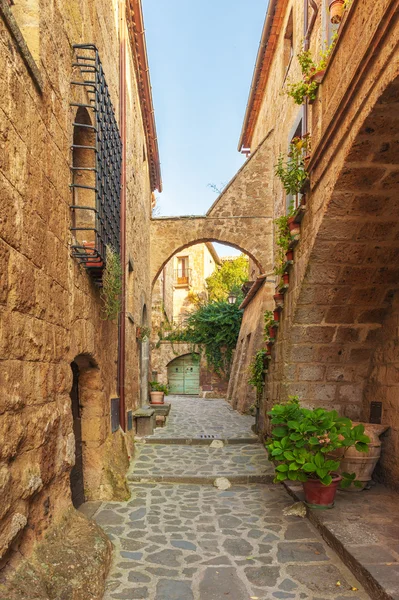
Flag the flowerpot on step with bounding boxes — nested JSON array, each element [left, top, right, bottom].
[[309, 69, 326, 84], [335, 423, 389, 491], [150, 391, 164, 405], [268, 326, 276, 339], [273, 309, 280, 322], [288, 217, 300, 237], [303, 474, 342, 509], [285, 250, 294, 262], [329, 0, 345, 23], [283, 273, 289, 285], [274, 293, 284, 308]]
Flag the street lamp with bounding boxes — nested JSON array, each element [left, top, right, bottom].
[[227, 292, 237, 305]]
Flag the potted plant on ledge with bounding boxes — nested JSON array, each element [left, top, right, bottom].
[[266, 397, 370, 509], [149, 381, 169, 405]]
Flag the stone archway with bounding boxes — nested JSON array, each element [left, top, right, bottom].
[[150, 131, 275, 286]]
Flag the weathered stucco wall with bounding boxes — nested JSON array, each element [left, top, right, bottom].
[[0, 0, 154, 578]]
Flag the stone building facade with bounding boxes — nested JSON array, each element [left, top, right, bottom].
[[0, 0, 160, 593], [230, 0, 399, 489], [151, 243, 229, 396]]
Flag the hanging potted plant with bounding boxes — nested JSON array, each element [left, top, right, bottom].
[[273, 309, 280, 322], [288, 217, 300, 237], [266, 398, 370, 508], [282, 272, 289, 285], [149, 381, 169, 405], [329, 0, 345, 23]]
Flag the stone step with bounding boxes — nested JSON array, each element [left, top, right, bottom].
[[128, 443, 274, 484], [128, 473, 274, 484], [285, 482, 399, 600], [137, 436, 260, 446]]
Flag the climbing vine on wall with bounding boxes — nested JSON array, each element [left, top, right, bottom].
[[161, 301, 243, 376]]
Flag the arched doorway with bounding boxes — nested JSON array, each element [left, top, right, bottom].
[[168, 354, 200, 395], [69, 361, 84, 508], [140, 304, 150, 406]]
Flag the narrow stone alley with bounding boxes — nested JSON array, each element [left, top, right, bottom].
[[82, 397, 370, 600]]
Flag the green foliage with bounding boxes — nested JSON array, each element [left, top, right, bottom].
[[138, 326, 151, 341], [266, 397, 370, 487], [206, 255, 249, 303], [286, 80, 318, 105], [164, 301, 243, 376], [275, 136, 309, 196], [150, 381, 169, 395], [101, 246, 122, 321], [286, 38, 338, 105], [248, 349, 268, 398], [263, 310, 276, 343], [273, 215, 292, 277]]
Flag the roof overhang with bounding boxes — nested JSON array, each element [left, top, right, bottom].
[[238, 0, 288, 152], [126, 0, 162, 192], [239, 274, 268, 310]]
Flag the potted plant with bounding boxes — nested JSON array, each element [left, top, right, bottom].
[[137, 326, 151, 341], [282, 272, 289, 285], [100, 246, 122, 321], [288, 216, 300, 237], [275, 138, 309, 197], [285, 249, 294, 262], [273, 309, 280, 322], [274, 291, 284, 308], [82, 241, 104, 268], [332, 422, 389, 491], [149, 381, 169, 405], [329, 0, 345, 23], [266, 398, 370, 508]]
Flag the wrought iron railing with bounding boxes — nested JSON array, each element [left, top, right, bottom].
[[174, 269, 191, 286], [70, 44, 122, 285]]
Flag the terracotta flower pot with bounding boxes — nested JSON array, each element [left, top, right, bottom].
[[283, 273, 289, 285], [150, 391, 164, 405], [285, 250, 294, 262], [309, 69, 326, 84], [303, 474, 342, 509], [288, 217, 300, 237], [274, 293, 284, 308], [273, 309, 280, 322], [334, 423, 389, 491], [268, 326, 276, 339], [329, 0, 345, 23], [83, 241, 103, 268]]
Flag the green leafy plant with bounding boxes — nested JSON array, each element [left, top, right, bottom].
[[162, 301, 243, 376], [206, 255, 249, 303], [286, 37, 338, 105], [248, 349, 268, 398], [137, 326, 151, 341], [101, 246, 122, 321], [266, 397, 370, 488], [275, 136, 309, 196], [150, 381, 169, 395], [273, 215, 292, 277], [263, 310, 276, 342]]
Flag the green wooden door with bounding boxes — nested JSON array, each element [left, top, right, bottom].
[[168, 355, 200, 395]]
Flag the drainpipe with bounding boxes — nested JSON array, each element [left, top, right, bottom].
[[118, 0, 127, 431]]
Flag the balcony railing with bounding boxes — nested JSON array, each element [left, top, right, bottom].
[[174, 269, 191, 286], [70, 44, 122, 286]]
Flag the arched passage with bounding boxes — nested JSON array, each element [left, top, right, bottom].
[[266, 73, 399, 489]]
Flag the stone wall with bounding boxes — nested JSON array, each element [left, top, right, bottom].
[[228, 280, 275, 415], [364, 291, 399, 490], [0, 0, 154, 574]]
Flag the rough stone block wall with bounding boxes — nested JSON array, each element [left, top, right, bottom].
[[0, 0, 153, 569], [228, 280, 275, 414]]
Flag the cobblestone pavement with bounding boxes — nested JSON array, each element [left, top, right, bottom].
[[89, 396, 370, 600], [145, 396, 257, 440], [129, 444, 274, 483]]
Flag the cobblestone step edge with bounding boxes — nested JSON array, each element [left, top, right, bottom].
[[136, 437, 260, 445], [128, 474, 274, 485], [284, 483, 394, 600]]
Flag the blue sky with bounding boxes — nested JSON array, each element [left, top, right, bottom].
[[142, 0, 267, 254]]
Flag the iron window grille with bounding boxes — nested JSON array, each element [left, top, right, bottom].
[[70, 44, 122, 285]]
